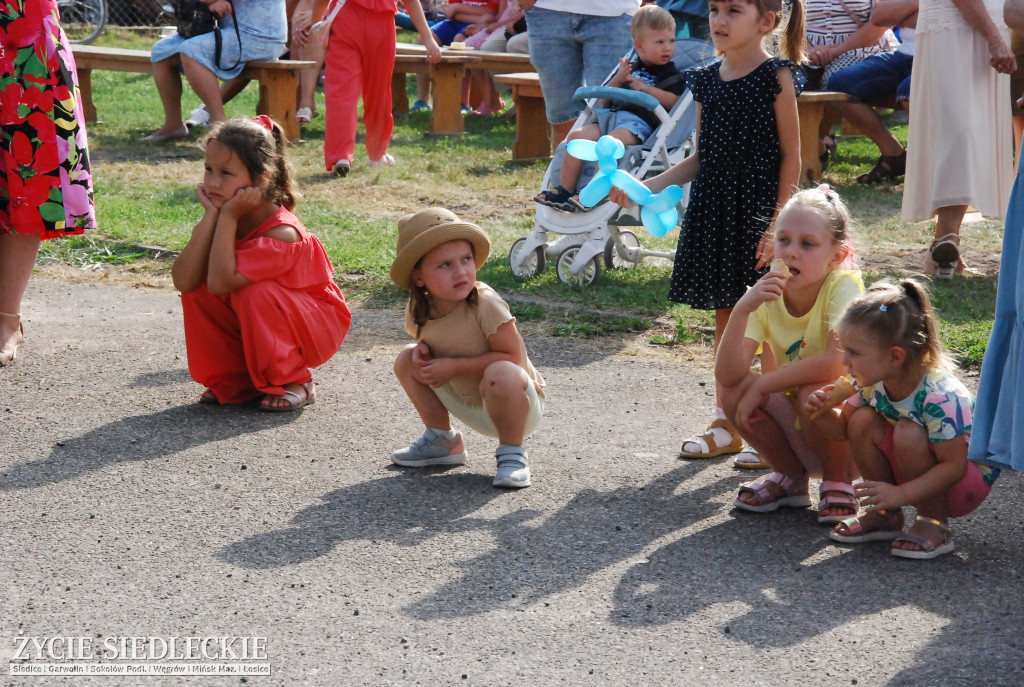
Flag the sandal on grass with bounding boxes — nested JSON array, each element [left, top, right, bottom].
[[857, 149, 906, 184], [929, 234, 960, 280], [733, 446, 768, 469], [733, 471, 811, 513], [817, 480, 858, 524], [830, 507, 904, 543], [680, 418, 743, 459], [534, 185, 578, 213], [260, 381, 315, 413], [296, 107, 315, 124], [891, 515, 955, 560]]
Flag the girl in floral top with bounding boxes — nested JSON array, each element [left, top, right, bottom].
[[808, 279, 999, 559]]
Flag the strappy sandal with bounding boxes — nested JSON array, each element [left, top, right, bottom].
[[857, 149, 907, 184], [259, 381, 316, 412], [679, 418, 744, 459], [929, 234, 960, 280], [0, 310, 23, 366], [733, 446, 769, 469], [830, 507, 905, 543], [891, 515, 955, 559], [534, 185, 578, 213], [733, 471, 811, 513], [817, 480, 858, 524], [296, 107, 315, 124]]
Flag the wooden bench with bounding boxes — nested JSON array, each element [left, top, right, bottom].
[[494, 72, 549, 162], [70, 45, 317, 142], [392, 43, 535, 134], [493, 72, 849, 183], [392, 47, 480, 135]]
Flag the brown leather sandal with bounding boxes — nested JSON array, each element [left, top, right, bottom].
[[857, 150, 907, 184]]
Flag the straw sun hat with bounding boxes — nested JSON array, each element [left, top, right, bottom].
[[390, 208, 491, 290]]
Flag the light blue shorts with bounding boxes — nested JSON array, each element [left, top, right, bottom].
[[608, 110, 653, 142], [525, 6, 633, 125], [433, 381, 545, 439]]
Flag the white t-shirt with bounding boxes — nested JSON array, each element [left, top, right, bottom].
[[533, 0, 639, 17]]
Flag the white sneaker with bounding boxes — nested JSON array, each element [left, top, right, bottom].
[[185, 105, 210, 127], [367, 153, 395, 168]]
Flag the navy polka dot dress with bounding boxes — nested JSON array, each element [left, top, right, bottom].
[[669, 58, 803, 310]]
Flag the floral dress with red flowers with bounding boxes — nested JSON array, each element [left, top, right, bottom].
[[1, 0, 95, 239]]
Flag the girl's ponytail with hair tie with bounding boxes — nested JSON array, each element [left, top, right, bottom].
[[251, 115, 274, 132], [816, 183, 838, 204]]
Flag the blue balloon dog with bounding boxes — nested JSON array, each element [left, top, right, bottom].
[[566, 135, 683, 238]]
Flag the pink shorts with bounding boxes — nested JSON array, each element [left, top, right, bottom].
[[879, 424, 991, 517]]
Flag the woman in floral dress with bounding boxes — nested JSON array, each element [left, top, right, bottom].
[[0, 0, 96, 365]]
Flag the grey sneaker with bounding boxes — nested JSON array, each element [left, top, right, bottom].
[[493, 448, 530, 488], [392, 431, 467, 467]]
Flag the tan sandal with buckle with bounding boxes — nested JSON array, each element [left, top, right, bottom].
[[679, 418, 743, 459]]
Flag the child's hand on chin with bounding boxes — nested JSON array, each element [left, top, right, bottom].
[[221, 187, 265, 219], [197, 184, 217, 212]]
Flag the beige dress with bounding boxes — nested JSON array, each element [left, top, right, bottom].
[[902, 0, 1012, 221]]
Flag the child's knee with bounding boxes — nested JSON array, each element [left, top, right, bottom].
[[480, 361, 528, 396], [892, 418, 929, 454], [568, 124, 600, 142], [848, 406, 885, 439], [394, 344, 419, 378], [609, 128, 641, 146]]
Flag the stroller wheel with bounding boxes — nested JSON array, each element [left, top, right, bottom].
[[604, 230, 641, 270], [509, 238, 546, 278], [556, 245, 601, 286]]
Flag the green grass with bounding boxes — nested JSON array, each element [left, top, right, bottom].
[[43, 64, 1002, 366]]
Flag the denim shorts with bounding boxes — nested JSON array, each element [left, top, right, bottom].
[[608, 110, 653, 142], [525, 6, 634, 125], [826, 51, 914, 104], [430, 19, 472, 45]]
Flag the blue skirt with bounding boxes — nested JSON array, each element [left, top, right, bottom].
[[151, 17, 285, 80], [969, 143, 1024, 472]]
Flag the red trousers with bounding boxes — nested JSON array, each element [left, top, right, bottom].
[[182, 282, 351, 403], [323, 2, 397, 169]]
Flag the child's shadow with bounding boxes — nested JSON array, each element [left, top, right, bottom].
[[402, 464, 730, 619], [0, 403, 297, 492], [217, 472, 511, 568], [610, 486, 1024, 684]]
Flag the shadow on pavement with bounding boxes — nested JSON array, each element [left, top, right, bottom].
[[0, 404, 298, 492], [217, 472, 509, 568]]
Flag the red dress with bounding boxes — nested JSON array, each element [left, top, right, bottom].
[[181, 207, 351, 403]]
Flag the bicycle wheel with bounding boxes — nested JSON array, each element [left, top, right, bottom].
[[60, 0, 106, 44]]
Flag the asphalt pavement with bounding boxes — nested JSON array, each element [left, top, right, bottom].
[[1, 277, 1022, 686]]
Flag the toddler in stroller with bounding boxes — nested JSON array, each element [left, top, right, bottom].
[[510, 30, 713, 285]]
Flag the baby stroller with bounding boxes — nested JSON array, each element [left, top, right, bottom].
[[509, 38, 715, 286]]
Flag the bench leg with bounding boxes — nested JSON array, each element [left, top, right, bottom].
[[77, 68, 98, 124], [256, 70, 301, 142], [427, 63, 466, 136], [511, 87, 550, 162], [798, 100, 825, 185], [392, 72, 409, 116]]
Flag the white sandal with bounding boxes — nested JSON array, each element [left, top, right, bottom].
[[733, 446, 768, 469], [296, 107, 315, 125]]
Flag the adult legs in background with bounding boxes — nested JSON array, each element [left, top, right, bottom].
[[0, 232, 42, 364], [527, 7, 631, 150], [144, 56, 190, 140]]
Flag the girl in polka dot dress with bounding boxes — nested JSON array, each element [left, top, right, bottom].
[[612, 0, 805, 464]]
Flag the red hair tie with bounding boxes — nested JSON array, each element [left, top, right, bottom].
[[251, 115, 274, 131]]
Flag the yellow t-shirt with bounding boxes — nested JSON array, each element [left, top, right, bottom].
[[406, 282, 546, 405], [744, 270, 864, 367]]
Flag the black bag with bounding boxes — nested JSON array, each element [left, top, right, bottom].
[[175, 0, 220, 39], [173, 0, 242, 71]]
